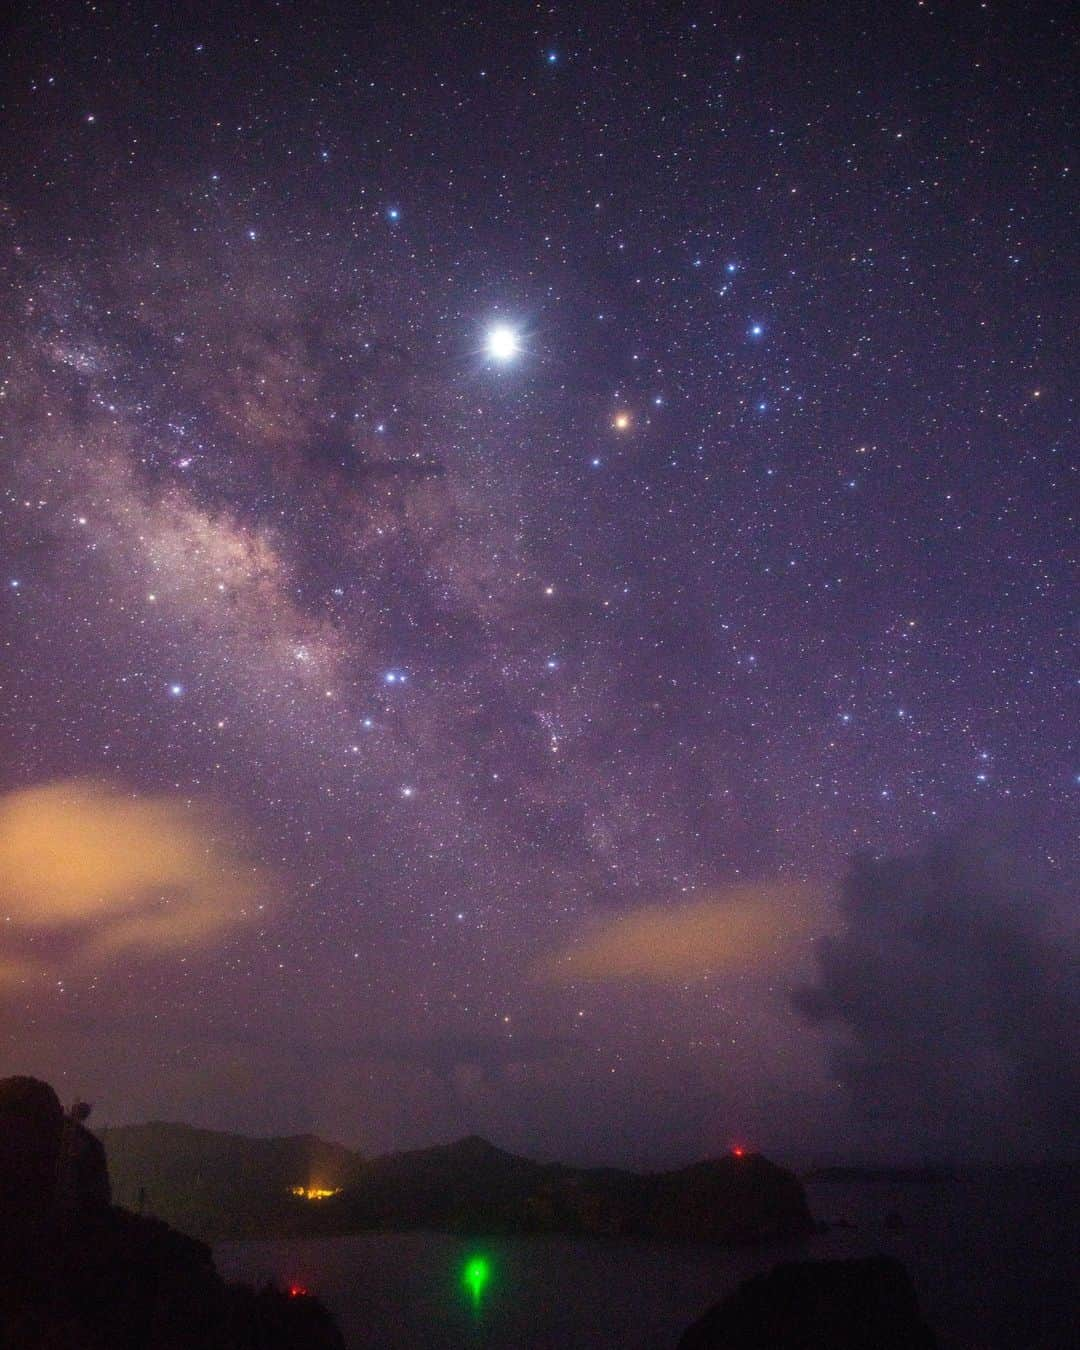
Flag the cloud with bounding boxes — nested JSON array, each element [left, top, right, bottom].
[[0, 958, 33, 990], [794, 831, 1079, 1161], [0, 779, 272, 964], [537, 883, 823, 983]]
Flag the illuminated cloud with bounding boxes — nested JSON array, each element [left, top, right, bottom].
[[0, 780, 272, 963], [0, 958, 33, 990], [538, 883, 823, 983]]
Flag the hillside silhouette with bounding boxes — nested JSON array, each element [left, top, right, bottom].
[[103, 1120, 814, 1245]]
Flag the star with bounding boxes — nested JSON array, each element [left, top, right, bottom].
[[3, 0, 1073, 1197], [485, 323, 521, 363]]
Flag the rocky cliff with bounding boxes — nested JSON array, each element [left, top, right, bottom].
[[0, 1076, 344, 1350], [678, 1256, 939, 1349]]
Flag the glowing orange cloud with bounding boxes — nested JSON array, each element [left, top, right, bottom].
[[537, 883, 823, 983], [0, 958, 32, 990], [0, 779, 273, 964]]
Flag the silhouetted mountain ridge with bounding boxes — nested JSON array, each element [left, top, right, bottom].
[[102, 1120, 814, 1245], [101, 1120, 366, 1241]]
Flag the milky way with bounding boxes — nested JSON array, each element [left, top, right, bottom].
[[1, 2, 1074, 1164]]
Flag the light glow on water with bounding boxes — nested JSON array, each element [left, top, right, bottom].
[[462, 1254, 492, 1308]]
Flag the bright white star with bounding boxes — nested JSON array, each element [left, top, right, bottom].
[[485, 324, 521, 363]]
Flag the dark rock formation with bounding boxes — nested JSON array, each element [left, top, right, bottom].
[[678, 1256, 939, 1349], [642, 1154, 814, 1244], [0, 1076, 65, 1218], [0, 1075, 110, 1218], [0, 1076, 345, 1349]]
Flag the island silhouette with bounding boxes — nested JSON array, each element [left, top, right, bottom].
[[3, 1074, 944, 1348], [101, 1120, 814, 1247]]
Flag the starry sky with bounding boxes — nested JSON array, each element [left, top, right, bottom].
[[1, 1, 1076, 1167]]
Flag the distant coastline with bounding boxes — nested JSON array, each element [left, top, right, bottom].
[[102, 1122, 815, 1247], [804, 1165, 956, 1184]]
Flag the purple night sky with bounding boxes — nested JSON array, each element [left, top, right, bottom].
[[1, 1, 1075, 1167]]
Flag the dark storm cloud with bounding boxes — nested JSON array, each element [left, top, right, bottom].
[[795, 831, 1079, 1161]]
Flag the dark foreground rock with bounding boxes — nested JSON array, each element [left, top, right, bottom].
[[0, 1076, 344, 1349], [678, 1256, 939, 1349], [0, 1076, 109, 1217]]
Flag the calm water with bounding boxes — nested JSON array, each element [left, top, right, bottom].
[[215, 1174, 1078, 1349]]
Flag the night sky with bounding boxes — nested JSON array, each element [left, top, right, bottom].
[[1, 2, 1076, 1167]]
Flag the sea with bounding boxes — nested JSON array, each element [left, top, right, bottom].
[[215, 1171, 1079, 1349]]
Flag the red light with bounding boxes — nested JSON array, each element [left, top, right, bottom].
[[288, 1284, 308, 1298], [732, 1146, 745, 1158]]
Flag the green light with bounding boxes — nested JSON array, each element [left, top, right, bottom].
[[462, 1254, 492, 1308]]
